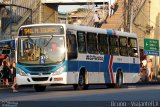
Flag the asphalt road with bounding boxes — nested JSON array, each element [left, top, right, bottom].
[[0, 84, 160, 107]]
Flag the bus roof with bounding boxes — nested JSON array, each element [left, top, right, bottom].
[[0, 39, 16, 49], [19, 23, 137, 38]]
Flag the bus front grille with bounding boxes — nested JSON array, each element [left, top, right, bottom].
[[32, 77, 48, 81], [25, 67, 54, 72], [30, 73, 50, 75]]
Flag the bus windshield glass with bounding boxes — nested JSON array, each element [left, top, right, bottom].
[[17, 36, 65, 65]]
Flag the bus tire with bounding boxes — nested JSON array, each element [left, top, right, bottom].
[[34, 85, 46, 92], [74, 71, 88, 90], [116, 72, 123, 88]]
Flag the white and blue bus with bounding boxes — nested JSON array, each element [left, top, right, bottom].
[[0, 39, 16, 65], [16, 24, 140, 92]]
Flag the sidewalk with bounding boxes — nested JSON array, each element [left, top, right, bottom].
[[0, 82, 14, 92]]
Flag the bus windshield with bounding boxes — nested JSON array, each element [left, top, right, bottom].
[[17, 36, 65, 65]]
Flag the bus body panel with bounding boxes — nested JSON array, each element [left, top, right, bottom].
[[67, 54, 140, 84], [16, 72, 68, 85]]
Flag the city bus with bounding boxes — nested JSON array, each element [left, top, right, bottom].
[[0, 39, 16, 65], [16, 24, 140, 92]]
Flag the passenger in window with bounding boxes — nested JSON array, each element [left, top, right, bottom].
[[128, 40, 133, 56], [87, 45, 93, 54], [109, 47, 118, 55], [109, 47, 113, 55], [128, 49, 134, 57], [99, 46, 104, 54], [114, 47, 119, 55], [120, 47, 128, 56], [79, 45, 86, 53], [88, 45, 98, 54], [119, 47, 123, 56], [24, 48, 33, 60], [51, 43, 58, 51], [52, 41, 63, 51]]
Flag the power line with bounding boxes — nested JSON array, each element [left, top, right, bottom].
[[132, 0, 160, 28]]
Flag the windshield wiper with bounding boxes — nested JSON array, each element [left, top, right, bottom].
[[44, 35, 54, 47]]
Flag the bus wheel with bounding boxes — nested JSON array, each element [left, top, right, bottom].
[[116, 72, 123, 88], [74, 72, 88, 90], [34, 85, 46, 92]]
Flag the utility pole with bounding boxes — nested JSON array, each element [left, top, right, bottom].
[[129, 1, 133, 32], [123, 0, 127, 31], [10, 0, 13, 39], [127, 0, 133, 32]]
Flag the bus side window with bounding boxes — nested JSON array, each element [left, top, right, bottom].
[[67, 34, 78, 59], [98, 34, 108, 54], [109, 36, 119, 55], [128, 38, 138, 57], [119, 37, 128, 56], [87, 33, 98, 54], [77, 31, 86, 53]]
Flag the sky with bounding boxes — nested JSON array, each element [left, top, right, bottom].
[[58, 0, 115, 13], [58, 5, 84, 13]]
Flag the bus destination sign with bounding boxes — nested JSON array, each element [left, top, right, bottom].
[[19, 26, 64, 36]]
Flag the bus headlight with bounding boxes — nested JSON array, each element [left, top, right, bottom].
[[53, 66, 66, 75], [17, 68, 27, 76]]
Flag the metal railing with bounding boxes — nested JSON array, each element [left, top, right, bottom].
[[113, 0, 125, 30], [12, 0, 41, 30], [79, 0, 95, 26], [80, 9, 94, 26], [2, 0, 41, 33], [0, 0, 11, 4]]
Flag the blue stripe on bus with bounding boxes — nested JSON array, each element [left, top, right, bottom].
[[129, 63, 140, 73], [68, 62, 139, 73], [112, 63, 140, 73]]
